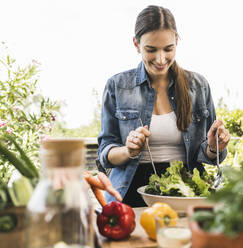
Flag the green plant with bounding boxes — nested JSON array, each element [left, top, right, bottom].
[[221, 138, 243, 168], [0, 134, 39, 206], [216, 94, 243, 168], [0, 43, 61, 182], [191, 163, 243, 237], [0, 134, 39, 179], [216, 108, 243, 137]]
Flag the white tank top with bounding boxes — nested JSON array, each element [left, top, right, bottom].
[[140, 112, 186, 163]]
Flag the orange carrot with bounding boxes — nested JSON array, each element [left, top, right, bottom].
[[91, 185, 107, 207], [97, 172, 123, 202], [83, 171, 105, 190]]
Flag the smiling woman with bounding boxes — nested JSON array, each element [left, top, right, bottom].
[[97, 5, 231, 208]]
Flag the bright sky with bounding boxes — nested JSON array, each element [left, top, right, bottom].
[[1, 0, 242, 128]]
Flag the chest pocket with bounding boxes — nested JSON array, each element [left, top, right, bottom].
[[115, 110, 140, 121], [192, 108, 209, 123], [115, 110, 140, 143]]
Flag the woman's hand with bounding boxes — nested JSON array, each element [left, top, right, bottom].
[[125, 125, 151, 158], [207, 120, 231, 154], [107, 125, 150, 165]]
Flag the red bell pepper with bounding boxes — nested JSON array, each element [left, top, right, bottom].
[[96, 201, 136, 240]]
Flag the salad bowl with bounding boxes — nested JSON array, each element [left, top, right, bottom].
[[137, 186, 212, 213]]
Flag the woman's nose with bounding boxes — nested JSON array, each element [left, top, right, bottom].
[[156, 52, 166, 64]]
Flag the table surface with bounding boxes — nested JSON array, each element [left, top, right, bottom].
[[100, 207, 157, 248]]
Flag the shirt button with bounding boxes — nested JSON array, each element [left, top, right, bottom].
[[171, 96, 174, 100], [197, 118, 200, 122], [185, 138, 189, 142], [122, 116, 126, 120]]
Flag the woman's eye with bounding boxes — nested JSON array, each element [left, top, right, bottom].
[[164, 48, 174, 52], [146, 49, 156, 53]]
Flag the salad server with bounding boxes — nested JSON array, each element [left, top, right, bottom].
[[139, 118, 158, 176], [213, 130, 222, 188]]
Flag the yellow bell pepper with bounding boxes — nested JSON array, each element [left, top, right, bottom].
[[140, 202, 178, 240]]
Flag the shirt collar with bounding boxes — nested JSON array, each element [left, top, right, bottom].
[[136, 62, 150, 86]]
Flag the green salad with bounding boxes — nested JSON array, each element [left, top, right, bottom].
[[145, 160, 216, 197]]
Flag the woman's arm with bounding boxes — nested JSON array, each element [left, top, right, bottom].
[[98, 79, 123, 168], [108, 146, 130, 166]]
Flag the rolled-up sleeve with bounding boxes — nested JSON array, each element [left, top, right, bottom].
[[196, 77, 227, 165], [198, 140, 227, 165], [97, 79, 123, 168]]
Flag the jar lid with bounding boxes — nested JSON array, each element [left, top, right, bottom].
[[40, 138, 85, 168]]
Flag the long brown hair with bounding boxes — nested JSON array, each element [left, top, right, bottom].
[[135, 5, 191, 131]]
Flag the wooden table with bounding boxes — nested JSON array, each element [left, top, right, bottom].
[[100, 207, 157, 248]]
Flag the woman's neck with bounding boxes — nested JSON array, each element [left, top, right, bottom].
[[150, 74, 170, 92]]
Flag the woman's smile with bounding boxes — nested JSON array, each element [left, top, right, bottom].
[[151, 62, 168, 71]]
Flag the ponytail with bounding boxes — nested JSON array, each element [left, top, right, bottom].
[[170, 62, 191, 131]]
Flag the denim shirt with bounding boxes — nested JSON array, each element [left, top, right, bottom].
[[98, 62, 227, 203]]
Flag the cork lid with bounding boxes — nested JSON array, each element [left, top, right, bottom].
[[40, 138, 85, 168]]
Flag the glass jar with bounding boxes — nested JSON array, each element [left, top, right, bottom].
[[26, 138, 94, 248]]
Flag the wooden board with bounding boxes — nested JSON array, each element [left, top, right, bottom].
[[101, 207, 157, 248]]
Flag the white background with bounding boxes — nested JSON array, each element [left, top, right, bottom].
[[1, 0, 242, 128]]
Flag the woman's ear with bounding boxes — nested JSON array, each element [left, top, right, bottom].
[[133, 37, 140, 53]]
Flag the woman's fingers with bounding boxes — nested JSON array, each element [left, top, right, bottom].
[[127, 135, 140, 149], [135, 126, 150, 137], [127, 126, 150, 147], [129, 131, 144, 147], [208, 120, 223, 138], [126, 132, 140, 149], [218, 127, 231, 147], [222, 134, 231, 145], [125, 125, 151, 157], [208, 120, 231, 152]]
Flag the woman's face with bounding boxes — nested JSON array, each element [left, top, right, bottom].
[[134, 29, 177, 79]]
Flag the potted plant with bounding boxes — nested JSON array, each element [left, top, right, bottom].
[[0, 134, 39, 248], [188, 162, 243, 248]]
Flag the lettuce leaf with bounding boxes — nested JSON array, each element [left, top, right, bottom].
[[145, 160, 214, 197]]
